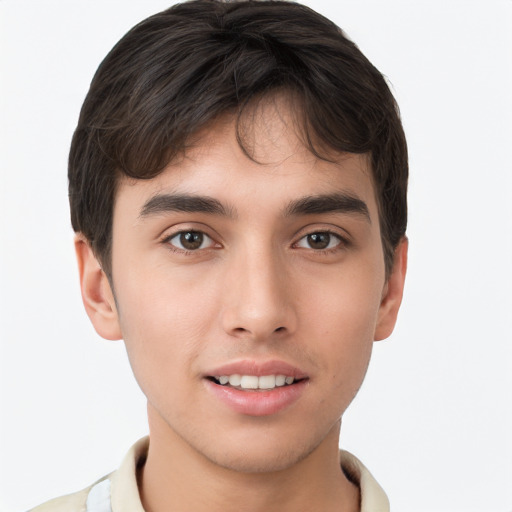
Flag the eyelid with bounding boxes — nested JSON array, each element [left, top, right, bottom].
[[294, 231, 342, 249], [168, 231, 215, 250], [160, 225, 222, 253], [292, 223, 351, 242], [291, 224, 352, 254]]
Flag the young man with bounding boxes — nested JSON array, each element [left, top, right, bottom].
[[32, 1, 407, 511]]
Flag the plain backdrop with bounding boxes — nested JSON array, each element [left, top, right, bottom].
[[1, 1, 511, 511]]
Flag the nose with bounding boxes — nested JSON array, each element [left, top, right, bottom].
[[220, 245, 297, 341]]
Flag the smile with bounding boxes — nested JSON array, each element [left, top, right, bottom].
[[204, 361, 309, 415], [211, 374, 297, 390]]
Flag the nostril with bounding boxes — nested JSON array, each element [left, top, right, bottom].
[[274, 326, 286, 332]]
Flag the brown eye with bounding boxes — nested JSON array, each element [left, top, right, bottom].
[[168, 231, 213, 251], [307, 233, 330, 249], [296, 232, 342, 250]]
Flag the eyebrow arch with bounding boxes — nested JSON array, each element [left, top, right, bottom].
[[284, 193, 371, 222], [139, 193, 234, 219]]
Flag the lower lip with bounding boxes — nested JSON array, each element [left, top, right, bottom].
[[204, 379, 308, 416]]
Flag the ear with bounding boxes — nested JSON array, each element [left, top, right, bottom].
[[74, 235, 122, 341], [374, 237, 408, 341]]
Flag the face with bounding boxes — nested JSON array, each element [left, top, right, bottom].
[[85, 98, 405, 473]]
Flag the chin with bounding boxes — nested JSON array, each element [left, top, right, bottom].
[[188, 420, 336, 474], [203, 440, 317, 474]]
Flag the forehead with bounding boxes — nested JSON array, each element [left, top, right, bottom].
[[115, 96, 377, 215]]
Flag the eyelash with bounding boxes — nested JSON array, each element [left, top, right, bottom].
[[293, 230, 349, 254], [161, 228, 350, 255], [162, 230, 218, 255]]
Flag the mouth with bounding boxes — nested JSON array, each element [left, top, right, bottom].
[[203, 361, 309, 416], [207, 374, 305, 390]]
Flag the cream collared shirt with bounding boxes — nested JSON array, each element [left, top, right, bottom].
[[29, 437, 389, 512]]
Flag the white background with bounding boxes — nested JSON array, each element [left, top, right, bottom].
[[1, 1, 511, 511]]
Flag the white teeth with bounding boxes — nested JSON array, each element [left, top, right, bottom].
[[240, 375, 259, 389], [258, 375, 276, 389], [228, 374, 241, 386], [214, 374, 296, 389], [275, 375, 286, 386]]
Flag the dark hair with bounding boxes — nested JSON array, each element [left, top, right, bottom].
[[69, 0, 408, 278]]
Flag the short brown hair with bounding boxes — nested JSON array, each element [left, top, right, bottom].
[[69, 0, 408, 277]]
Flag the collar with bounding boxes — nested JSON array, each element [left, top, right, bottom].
[[339, 449, 390, 512]]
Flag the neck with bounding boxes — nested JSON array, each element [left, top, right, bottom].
[[139, 407, 359, 512]]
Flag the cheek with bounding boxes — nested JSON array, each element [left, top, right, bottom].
[[112, 266, 222, 392], [116, 257, 222, 333], [307, 296, 376, 419], [301, 268, 383, 385], [303, 265, 383, 340]]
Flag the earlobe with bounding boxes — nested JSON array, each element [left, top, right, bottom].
[[74, 235, 122, 341], [374, 237, 408, 341]]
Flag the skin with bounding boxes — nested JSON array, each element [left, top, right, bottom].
[[76, 97, 407, 512]]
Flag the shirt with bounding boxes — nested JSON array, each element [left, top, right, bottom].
[[29, 437, 390, 512]]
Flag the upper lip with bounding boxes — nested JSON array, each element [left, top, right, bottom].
[[204, 359, 308, 379]]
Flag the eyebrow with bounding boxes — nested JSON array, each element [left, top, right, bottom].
[[284, 193, 371, 222], [139, 192, 370, 222], [139, 193, 234, 218]]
